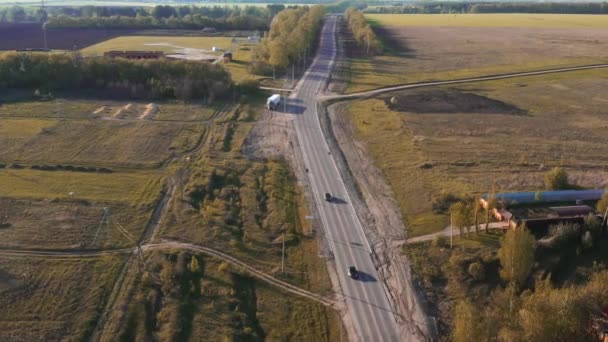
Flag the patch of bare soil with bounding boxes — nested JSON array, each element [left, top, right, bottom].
[[385, 89, 525, 115]]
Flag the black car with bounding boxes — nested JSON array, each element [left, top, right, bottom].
[[325, 193, 332, 202], [348, 266, 359, 279]]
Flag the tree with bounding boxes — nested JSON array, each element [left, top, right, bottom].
[[596, 191, 608, 215], [498, 224, 535, 287], [453, 300, 484, 342], [484, 189, 497, 232], [544, 167, 569, 190], [583, 213, 601, 239], [450, 201, 473, 237], [472, 196, 482, 235]]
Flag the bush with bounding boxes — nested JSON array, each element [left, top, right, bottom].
[[544, 167, 569, 190], [431, 191, 460, 213], [581, 231, 593, 250], [538, 222, 581, 249], [468, 261, 486, 281]]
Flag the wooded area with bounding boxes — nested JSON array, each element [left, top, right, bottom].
[[345, 8, 382, 55], [0, 53, 232, 102], [252, 6, 324, 78]]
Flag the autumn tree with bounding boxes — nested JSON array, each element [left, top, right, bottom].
[[344, 8, 382, 55], [453, 300, 484, 342], [544, 167, 569, 190], [498, 224, 535, 287], [450, 201, 473, 238]]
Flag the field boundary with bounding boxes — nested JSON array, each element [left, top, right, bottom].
[[322, 63, 608, 101]]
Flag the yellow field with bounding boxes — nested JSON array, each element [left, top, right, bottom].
[[80, 36, 234, 56], [0, 168, 163, 205], [0, 119, 54, 138], [367, 13, 608, 28]]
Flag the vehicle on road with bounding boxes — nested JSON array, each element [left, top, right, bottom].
[[266, 94, 281, 110], [324, 193, 332, 201], [348, 266, 359, 279]]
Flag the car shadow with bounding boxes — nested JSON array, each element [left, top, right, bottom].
[[354, 271, 377, 283], [329, 197, 347, 204]]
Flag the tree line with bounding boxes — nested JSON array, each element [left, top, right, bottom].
[[1, 4, 287, 31], [252, 6, 324, 78], [0, 52, 232, 102], [345, 8, 382, 56], [365, 2, 608, 14]]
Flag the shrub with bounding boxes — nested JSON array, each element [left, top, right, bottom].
[[468, 261, 486, 281], [538, 222, 582, 249], [431, 191, 460, 213], [544, 167, 569, 190], [581, 231, 593, 250]]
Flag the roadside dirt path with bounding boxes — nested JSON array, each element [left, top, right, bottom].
[[406, 222, 509, 244], [322, 63, 608, 101]]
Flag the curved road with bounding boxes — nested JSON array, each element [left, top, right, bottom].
[[285, 16, 408, 341]]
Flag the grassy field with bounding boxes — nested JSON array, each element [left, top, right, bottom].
[[367, 13, 608, 28], [0, 168, 163, 204], [108, 251, 340, 341], [0, 197, 155, 249], [340, 68, 608, 237], [80, 36, 234, 56], [0, 255, 126, 341], [339, 14, 608, 93], [0, 120, 206, 167]]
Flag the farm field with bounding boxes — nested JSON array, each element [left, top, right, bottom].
[[337, 68, 608, 237], [80, 36, 234, 56], [340, 14, 608, 93], [0, 255, 126, 341], [366, 13, 608, 28], [0, 88, 338, 340], [0, 120, 206, 167], [0, 23, 135, 51]]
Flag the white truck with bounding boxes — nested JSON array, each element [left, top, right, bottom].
[[266, 94, 281, 110]]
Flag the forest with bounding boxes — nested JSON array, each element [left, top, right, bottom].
[[0, 52, 232, 102], [0, 4, 288, 30]]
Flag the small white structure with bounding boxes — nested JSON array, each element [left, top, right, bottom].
[[211, 46, 223, 52]]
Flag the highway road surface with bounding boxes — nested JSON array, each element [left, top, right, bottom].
[[285, 16, 406, 341]]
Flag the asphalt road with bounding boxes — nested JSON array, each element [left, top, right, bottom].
[[284, 16, 403, 341]]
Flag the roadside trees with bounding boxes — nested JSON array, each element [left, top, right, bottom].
[[544, 167, 569, 190]]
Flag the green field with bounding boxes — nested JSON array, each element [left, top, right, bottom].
[[81, 36, 234, 56], [367, 13, 608, 28]]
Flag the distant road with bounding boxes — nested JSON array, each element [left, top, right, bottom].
[[286, 16, 427, 341], [321, 63, 608, 101]]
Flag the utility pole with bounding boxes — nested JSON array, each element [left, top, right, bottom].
[[283, 90, 287, 113], [450, 211, 453, 249], [281, 232, 285, 274], [602, 206, 608, 232]]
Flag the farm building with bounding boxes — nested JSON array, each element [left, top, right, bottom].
[[480, 190, 605, 231], [104, 50, 163, 60]]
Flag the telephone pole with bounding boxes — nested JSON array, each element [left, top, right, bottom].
[[281, 232, 285, 274]]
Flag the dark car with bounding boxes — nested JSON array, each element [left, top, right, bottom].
[[348, 266, 359, 279], [325, 193, 332, 201]]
